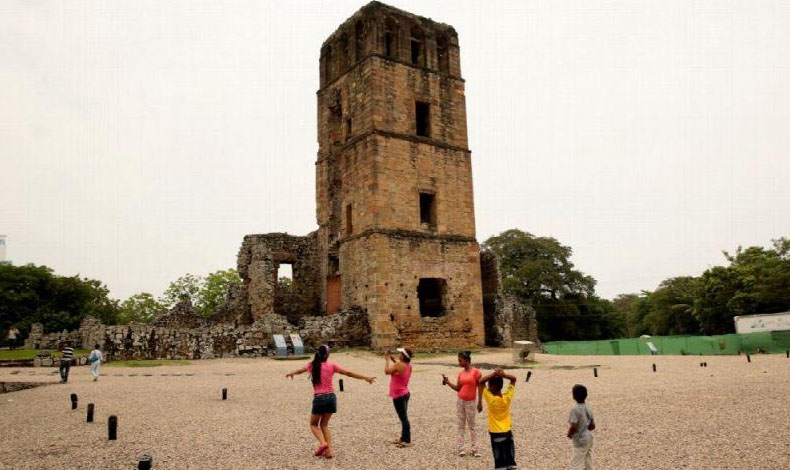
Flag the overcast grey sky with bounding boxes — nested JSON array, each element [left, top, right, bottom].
[[2, 0, 789, 301]]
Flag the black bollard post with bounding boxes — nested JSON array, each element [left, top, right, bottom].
[[138, 454, 153, 470], [108, 415, 118, 441], [747, 354, 751, 363], [70, 393, 78, 410], [786, 350, 788, 358], [704, 362, 708, 367], [87, 403, 94, 423], [526, 371, 532, 382], [222, 388, 227, 400], [339, 379, 344, 392], [652, 363, 656, 373], [593, 368, 598, 378], [700, 362, 703, 367]]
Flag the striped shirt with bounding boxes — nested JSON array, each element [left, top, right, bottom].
[[61, 347, 74, 361]]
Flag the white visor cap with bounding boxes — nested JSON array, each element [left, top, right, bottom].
[[396, 347, 410, 360]]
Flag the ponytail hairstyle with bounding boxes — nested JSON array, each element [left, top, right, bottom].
[[310, 345, 330, 385]]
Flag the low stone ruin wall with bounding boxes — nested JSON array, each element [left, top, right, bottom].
[[24, 309, 371, 362]]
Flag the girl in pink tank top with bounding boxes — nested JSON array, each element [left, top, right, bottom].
[[286, 345, 376, 459], [385, 347, 413, 447]]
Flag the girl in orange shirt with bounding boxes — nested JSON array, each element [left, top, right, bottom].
[[442, 351, 483, 457]]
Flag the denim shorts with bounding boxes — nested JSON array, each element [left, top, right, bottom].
[[311, 393, 337, 415]]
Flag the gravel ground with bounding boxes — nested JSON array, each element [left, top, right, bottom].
[[0, 350, 788, 469]]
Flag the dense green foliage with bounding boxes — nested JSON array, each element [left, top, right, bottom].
[[158, 269, 241, 317], [118, 292, 164, 324], [618, 238, 790, 336], [0, 264, 119, 342], [484, 230, 790, 341], [483, 229, 623, 341]]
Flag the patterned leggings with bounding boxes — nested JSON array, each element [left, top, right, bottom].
[[456, 399, 478, 453]]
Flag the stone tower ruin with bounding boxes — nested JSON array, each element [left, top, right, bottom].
[[203, 2, 538, 351], [315, 2, 485, 349]]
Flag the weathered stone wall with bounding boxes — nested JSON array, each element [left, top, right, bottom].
[[25, 309, 370, 361], [24, 323, 80, 350], [313, 3, 485, 350], [480, 250, 540, 347], [236, 232, 322, 323]]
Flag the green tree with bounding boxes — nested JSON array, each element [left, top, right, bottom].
[[0, 263, 119, 340], [197, 269, 242, 317], [159, 274, 203, 310], [695, 238, 790, 334], [612, 293, 650, 337], [642, 277, 701, 336], [483, 229, 620, 341], [118, 292, 164, 324]]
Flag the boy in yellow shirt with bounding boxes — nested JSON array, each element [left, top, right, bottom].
[[479, 368, 518, 470]]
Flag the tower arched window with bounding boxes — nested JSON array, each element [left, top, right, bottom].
[[323, 45, 333, 82], [384, 18, 398, 58], [355, 20, 364, 62], [410, 27, 425, 66], [436, 34, 449, 73], [339, 33, 349, 72]]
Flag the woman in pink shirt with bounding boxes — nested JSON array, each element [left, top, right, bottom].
[[442, 350, 483, 457], [286, 344, 375, 459], [385, 347, 413, 447]]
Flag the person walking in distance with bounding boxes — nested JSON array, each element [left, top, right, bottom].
[[442, 351, 483, 457], [385, 347, 413, 447], [89, 344, 103, 382], [59, 341, 74, 384], [286, 345, 376, 459]]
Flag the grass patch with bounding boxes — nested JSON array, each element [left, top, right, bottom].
[[106, 360, 190, 368], [0, 349, 90, 361]]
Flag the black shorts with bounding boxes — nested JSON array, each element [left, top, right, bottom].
[[311, 393, 337, 415]]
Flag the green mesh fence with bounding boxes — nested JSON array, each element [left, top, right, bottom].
[[543, 332, 790, 356]]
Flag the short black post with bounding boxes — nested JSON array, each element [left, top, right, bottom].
[[339, 379, 344, 392], [138, 454, 153, 470], [747, 354, 751, 363], [222, 388, 227, 400], [704, 362, 708, 367], [87, 403, 94, 423], [108, 415, 118, 441], [593, 368, 598, 378], [526, 371, 532, 382], [786, 350, 788, 358], [70, 393, 78, 410], [699, 362, 703, 367], [652, 363, 656, 373]]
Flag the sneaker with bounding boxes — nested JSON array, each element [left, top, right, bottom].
[[396, 442, 412, 448], [458, 450, 466, 457], [473, 451, 482, 458]]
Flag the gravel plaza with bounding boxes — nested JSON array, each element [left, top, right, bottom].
[[1, 350, 788, 469]]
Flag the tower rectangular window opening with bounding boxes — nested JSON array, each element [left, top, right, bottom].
[[418, 278, 446, 317], [419, 192, 436, 226], [346, 118, 352, 138], [385, 32, 394, 57], [346, 204, 353, 235], [277, 263, 293, 290], [415, 101, 430, 137], [410, 39, 421, 64]]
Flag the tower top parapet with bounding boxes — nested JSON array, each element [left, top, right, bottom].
[[319, 1, 461, 89]]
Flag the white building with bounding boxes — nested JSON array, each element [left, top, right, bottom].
[[0, 235, 7, 264]]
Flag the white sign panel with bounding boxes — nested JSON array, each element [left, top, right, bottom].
[[734, 312, 790, 334]]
